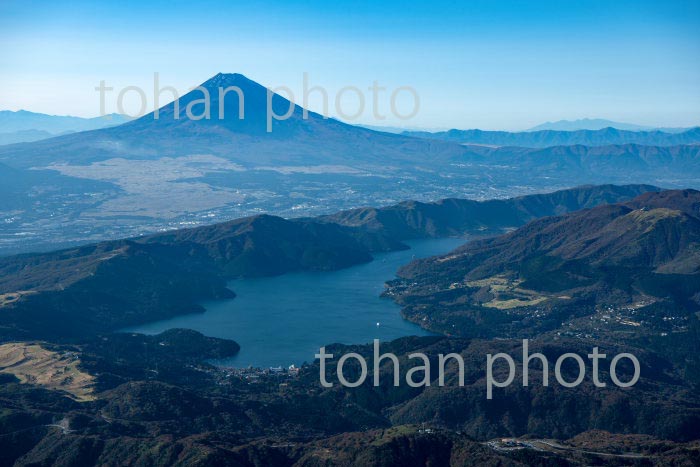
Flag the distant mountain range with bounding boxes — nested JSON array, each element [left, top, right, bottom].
[[0, 74, 464, 168], [527, 118, 692, 132], [6, 74, 697, 169], [0, 110, 131, 145], [458, 143, 700, 180], [403, 126, 700, 147]]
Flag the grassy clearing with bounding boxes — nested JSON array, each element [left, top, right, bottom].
[[467, 275, 553, 310], [0, 291, 36, 308], [483, 296, 548, 310], [0, 343, 95, 402]]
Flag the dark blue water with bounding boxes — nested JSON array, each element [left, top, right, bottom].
[[124, 237, 465, 367]]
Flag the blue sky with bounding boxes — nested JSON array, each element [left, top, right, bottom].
[[1, 0, 699, 130]]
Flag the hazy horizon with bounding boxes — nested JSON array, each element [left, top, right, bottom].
[[1, 100, 698, 134]]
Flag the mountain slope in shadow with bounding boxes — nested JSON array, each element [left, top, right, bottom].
[[390, 189, 700, 343]]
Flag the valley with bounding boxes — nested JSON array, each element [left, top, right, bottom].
[[1, 75, 699, 256], [0, 185, 699, 465], [0, 184, 656, 341]]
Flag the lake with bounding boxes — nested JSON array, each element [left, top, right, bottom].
[[124, 237, 465, 368]]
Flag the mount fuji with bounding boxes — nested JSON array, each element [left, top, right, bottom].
[[0, 73, 464, 169]]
